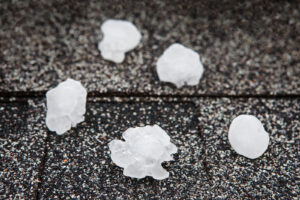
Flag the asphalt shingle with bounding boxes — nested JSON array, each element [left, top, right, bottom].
[[39, 101, 211, 199], [194, 97, 299, 199], [1, 0, 299, 95], [0, 100, 47, 199]]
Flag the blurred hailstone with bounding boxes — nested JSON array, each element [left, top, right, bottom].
[[46, 78, 87, 135], [156, 43, 204, 88], [109, 125, 177, 180], [98, 19, 142, 63], [228, 115, 270, 159]]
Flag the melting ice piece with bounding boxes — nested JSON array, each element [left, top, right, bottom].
[[46, 78, 87, 135], [109, 125, 177, 180], [98, 19, 142, 63], [156, 43, 204, 88], [228, 115, 270, 159]]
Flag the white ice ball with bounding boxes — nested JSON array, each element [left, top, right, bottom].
[[98, 19, 142, 63], [46, 79, 87, 135], [156, 43, 204, 88], [109, 125, 177, 180], [228, 115, 270, 159]]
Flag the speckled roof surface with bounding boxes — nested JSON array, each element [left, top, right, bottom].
[[0, 0, 299, 199], [1, 0, 299, 95]]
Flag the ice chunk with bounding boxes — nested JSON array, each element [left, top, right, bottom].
[[156, 43, 204, 88], [228, 115, 270, 159], [46, 78, 87, 135], [109, 125, 177, 180], [98, 19, 142, 63]]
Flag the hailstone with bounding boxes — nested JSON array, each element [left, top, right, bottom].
[[228, 115, 270, 159], [109, 125, 177, 180], [98, 19, 142, 63], [46, 78, 87, 135], [156, 43, 204, 88]]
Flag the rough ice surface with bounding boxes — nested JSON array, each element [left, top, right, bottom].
[[109, 125, 177, 180], [228, 115, 270, 159], [98, 19, 142, 63], [156, 43, 204, 88], [46, 78, 87, 135]]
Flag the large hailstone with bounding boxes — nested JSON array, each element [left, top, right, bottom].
[[98, 19, 142, 63], [156, 43, 204, 88], [46, 78, 87, 135], [109, 125, 177, 180], [228, 115, 270, 159]]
